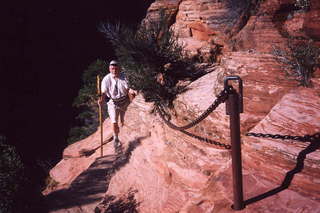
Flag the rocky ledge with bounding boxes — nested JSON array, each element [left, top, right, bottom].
[[45, 0, 320, 212]]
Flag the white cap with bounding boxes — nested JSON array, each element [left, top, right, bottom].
[[109, 60, 118, 66]]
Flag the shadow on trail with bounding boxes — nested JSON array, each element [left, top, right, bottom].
[[95, 188, 140, 213], [45, 136, 146, 211], [244, 133, 320, 207]]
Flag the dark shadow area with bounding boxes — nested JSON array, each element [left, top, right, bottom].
[[111, 135, 149, 172], [0, 1, 154, 211], [44, 155, 116, 210], [224, 0, 252, 36], [244, 133, 320, 207], [0, 2, 154, 212], [272, 3, 296, 38], [80, 136, 114, 157], [44, 136, 146, 211], [95, 188, 140, 213]]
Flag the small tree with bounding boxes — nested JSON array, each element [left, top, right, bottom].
[[67, 59, 108, 144], [272, 40, 320, 87], [99, 10, 199, 110]]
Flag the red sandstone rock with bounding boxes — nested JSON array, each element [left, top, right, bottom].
[[45, 0, 320, 212], [243, 87, 320, 198], [46, 119, 114, 188]]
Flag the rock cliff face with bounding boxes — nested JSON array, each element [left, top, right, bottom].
[[45, 0, 320, 212]]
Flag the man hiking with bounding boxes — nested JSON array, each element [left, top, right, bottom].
[[98, 60, 136, 150]]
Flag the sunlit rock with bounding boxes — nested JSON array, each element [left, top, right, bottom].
[[45, 0, 320, 212]]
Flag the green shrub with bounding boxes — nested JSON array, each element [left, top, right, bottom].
[[0, 135, 25, 213], [99, 10, 199, 109], [272, 40, 320, 87]]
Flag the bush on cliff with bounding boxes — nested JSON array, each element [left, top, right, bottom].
[[0, 135, 47, 212], [0, 135, 27, 212], [68, 10, 223, 144], [99, 10, 200, 109], [272, 40, 320, 87]]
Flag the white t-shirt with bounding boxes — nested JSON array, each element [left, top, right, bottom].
[[101, 72, 129, 100]]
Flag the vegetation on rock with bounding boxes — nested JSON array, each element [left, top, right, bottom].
[[272, 40, 320, 87], [0, 135, 26, 212], [67, 59, 108, 144], [294, 0, 310, 11], [99, 10, 201, 110]]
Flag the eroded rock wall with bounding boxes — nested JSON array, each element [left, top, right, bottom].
[[45, 0, 320, 212]]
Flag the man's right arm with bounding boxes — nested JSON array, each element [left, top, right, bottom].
[[98, 76, 107, 106]]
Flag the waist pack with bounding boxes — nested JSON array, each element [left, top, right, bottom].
[[112, 95, 129, 107]]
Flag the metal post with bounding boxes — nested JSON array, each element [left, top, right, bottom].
[[225, 76, 245, 210]]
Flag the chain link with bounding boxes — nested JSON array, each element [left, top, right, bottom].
[[157, 86, 233, 131], [157, 86, 234, 150], [156, 79, 320, 149], [246, 132, 320, 143], [180, 130, 231, 149]]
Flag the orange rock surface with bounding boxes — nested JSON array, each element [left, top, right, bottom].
[[45, 0, 320, 212]]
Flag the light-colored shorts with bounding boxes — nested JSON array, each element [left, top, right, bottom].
[[107, 97, 130, 124]]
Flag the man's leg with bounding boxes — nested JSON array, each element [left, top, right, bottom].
[[107, 102, 120, 149], [119, 110, 125, 127], [111, 122, 121, 150], [119, 100, 130, 127], [112, 122, 119, 140]]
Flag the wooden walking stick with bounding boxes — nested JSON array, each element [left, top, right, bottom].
[[97, 75, 103, 157]]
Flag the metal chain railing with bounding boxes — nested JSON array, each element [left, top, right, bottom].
[[155, 74, 318, 210], [156, 86, 234, 131], [246, 132, 320, 143], [156, 76, 246, 209], [156, 86, 235, 149], [180, 130, 232, 149]]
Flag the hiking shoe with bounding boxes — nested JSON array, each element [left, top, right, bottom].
[[113, 138, 121, 149]]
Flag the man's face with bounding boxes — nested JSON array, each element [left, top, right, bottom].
[[109, 64, 120, 77]]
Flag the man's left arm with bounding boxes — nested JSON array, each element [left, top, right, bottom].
[[123, 74, 136, 102], [128, 89, 137, 102]]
